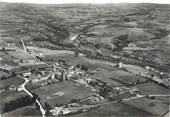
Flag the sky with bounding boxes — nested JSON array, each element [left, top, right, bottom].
[[0, 0, 169, 4]]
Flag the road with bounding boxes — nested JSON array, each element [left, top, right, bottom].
[[66, 93, 170, 110], [17, 75, 46, 117], [140, 94, 170, 97], [66, 95, 145, 110]]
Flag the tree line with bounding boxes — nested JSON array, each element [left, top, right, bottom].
[[3, 93, 38, 113], [0, 71, 16, 80]]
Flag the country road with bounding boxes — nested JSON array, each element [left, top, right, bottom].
[[17, 75, 46, 117], [66, 94, 170, 110]]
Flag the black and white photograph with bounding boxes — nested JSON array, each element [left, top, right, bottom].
[[0, 0, 169, 117]]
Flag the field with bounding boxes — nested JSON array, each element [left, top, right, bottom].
[[130, 83, 170, 104], [90, 68, 124, 86], [133, 83, 170, 95], [89, 66, 147, 86], [8, 50, 34, 60], [0, 77, 24, 89], [71, 102, 151, 117], [0, 52, 17, 66], [35, 48, 75, 56], [122, 83, 170, 115], [3, 105, 41, 117], [0, 91, 27, 113], [111, 70, 146, 83], [0, 71, 9, 79], [43, 49, 118, 71], [31, 80, 94, 107], [1, 49, 169, 116], [0, 76, 26, 114], [123, 97, 169, 115], [43, 49, 122, 71]]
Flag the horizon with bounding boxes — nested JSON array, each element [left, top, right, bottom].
[[0, 0, 169, 4]]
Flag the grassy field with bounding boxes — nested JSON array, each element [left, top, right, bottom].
[[43, 50, 146, 86], [0, 71, 9, 79], [36, 48, 75, 56], [0, 52, 17, 66], [2, 105, 41, 117], [130, 83, 170, 104], [90, 68, 124, 86], [43, 49, 119, 71], [124, 64, 148, 74], [123, 97, 169, 116], [121, 83, 170, 116], [8, 50, 34, 60], [0, 76, 25, 102], [31, 80, 94, 107], [133, 83, 170, 95], [0, 77, 24, 89], [111, 70, 146, 83], [71, 102, 151, 117], [0, 77, 26, 114], [0, 91, 27, 114]]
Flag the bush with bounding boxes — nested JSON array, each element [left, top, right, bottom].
[[3, 95, 36, 113]]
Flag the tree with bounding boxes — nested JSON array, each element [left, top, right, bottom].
[[44, 102, 52, 110], [74, 49, 79, 57], [45, 110, 52, 116], [136, 77, 140, 84], [3, 103, 9, 112], [35, 103, 40, 110], [75, 64, 80, 69], [81, 65, 88, 71], [32, 93, 40, 101], [11, 72, 17, 77], [70, 99, 80, 103], [1, 76, 7, 80], [95, 43, 101, 49], [149, 102, 155, 107]]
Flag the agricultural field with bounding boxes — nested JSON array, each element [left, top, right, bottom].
[[31, 80, 94, 107], [0, 52, 17, 66], [123, 97, 169, 115], [0, 71, 10, 80], [130, 83, 170, 104], [0, 91, 27, 112], [7, 50, 34, 60], [3, 106, 41, 117], [0, 77, 24, 89], [111, 70, 146, 83], [41, 48, 120, 71], [72, 102, 152, 117]]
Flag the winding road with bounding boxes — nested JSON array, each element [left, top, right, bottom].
[[17, 75, 46, 117]]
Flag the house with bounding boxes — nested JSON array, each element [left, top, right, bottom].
[[23, 72, 31, 77]]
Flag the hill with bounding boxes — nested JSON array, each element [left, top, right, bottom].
[[0, 2, 170, 65]]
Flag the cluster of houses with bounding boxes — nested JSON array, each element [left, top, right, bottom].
[[117, 62, 169, 88], [50, 103, 90, 116], [0, 64, 14, 71], [19, 62, 88, 86], [0, 67, 10, 73], [144, 66, 170, 88], [48, 67, 146, 116]]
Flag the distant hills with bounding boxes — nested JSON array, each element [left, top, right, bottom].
[[0, 3, 169, 41], [0, 2, 170, 65]]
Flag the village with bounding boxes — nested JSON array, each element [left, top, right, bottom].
[[0, 36, 170, 117], [0, 2, 170, 117], [13, 56, 170, 116]]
